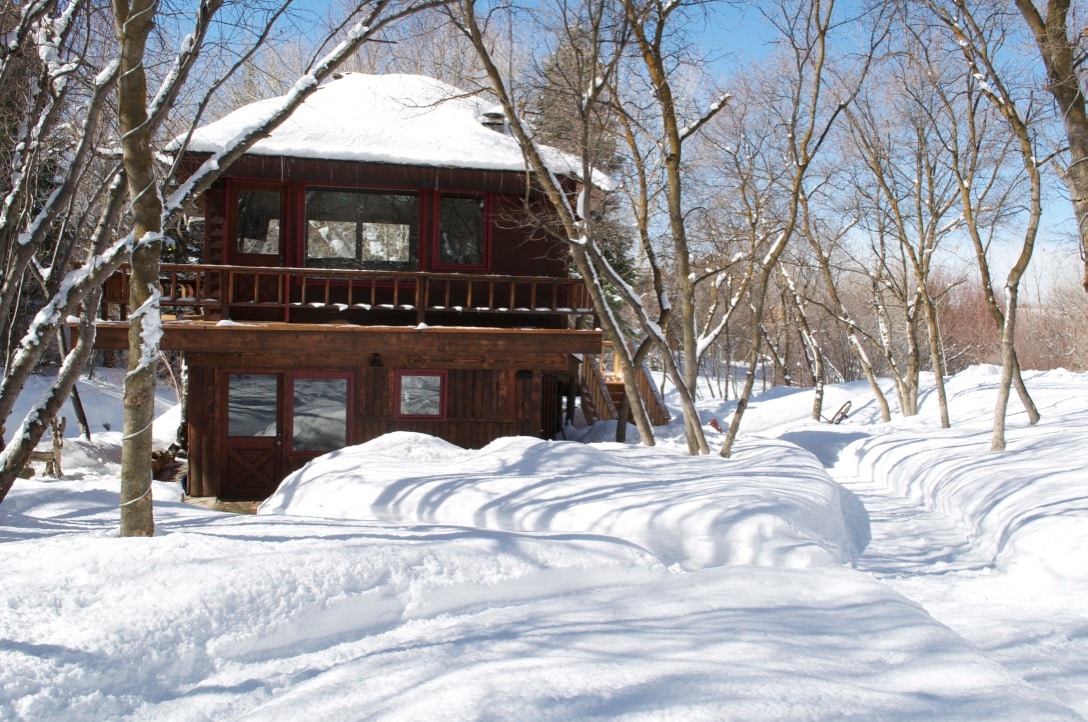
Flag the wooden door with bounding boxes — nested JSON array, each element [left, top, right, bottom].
[[222, 373, 283, 500], [228, 185, 288, 315], [221, 372, 353, 500], [284, 373, 352, 476]]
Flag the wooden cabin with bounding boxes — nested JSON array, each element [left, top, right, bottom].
[[93, 73, 620, 501]]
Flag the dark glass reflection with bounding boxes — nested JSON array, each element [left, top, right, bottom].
[[228, 374, 278, 437], [305, 189, 419, 270], [399, 374, 442, 417], [439, 196, 484, 265], [236, 190, 281, 255], [292, 377, 348, 451]]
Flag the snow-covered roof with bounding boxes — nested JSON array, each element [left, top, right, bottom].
[[184, 72, 609, 187]]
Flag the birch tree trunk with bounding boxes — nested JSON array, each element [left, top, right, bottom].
[[112, 0, 161, 537], [927, 0, 1042, 449], [1013, 0, 1088, 294]]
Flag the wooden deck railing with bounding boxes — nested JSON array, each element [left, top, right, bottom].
[[101, 264, 594, 324], [581, 355, 618, 424], [635, 360, 671, 426], [581, 344, 671, 426]]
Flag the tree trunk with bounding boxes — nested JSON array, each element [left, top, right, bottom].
[[992, 285, 1019, 451], [1011, 354, 1040, 425], [720, 330, 762, 458], [1013, 0, 1088, 293], [113, 0, 161, 537], [56, 328, 93, 441], [919, 293, 950, 428], [720, 273, 769, 458]]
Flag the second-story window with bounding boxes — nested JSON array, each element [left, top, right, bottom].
[[438, 195, 485, 267], [236, 189, 282, 256], [305, 189, 419, 271]]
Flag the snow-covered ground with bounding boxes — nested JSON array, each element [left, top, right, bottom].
[[0, 365, 1085, 720]]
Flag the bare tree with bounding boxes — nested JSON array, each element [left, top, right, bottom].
[[610, 0, 739, 454], [926, 0, 1044, 449], [717, 0, 887, 457], [843, 37, 966, 426], [1013, 0, 1088, 293], [794, 189, 894, 422], [450, 0, 672, 446]]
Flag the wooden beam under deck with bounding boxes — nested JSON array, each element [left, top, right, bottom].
[[92, 321, 601, 371]]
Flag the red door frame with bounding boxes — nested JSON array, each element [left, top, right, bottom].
[[220, 370, 354, 500]]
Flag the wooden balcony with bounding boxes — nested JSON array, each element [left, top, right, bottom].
[[101, 263, 595, 328]]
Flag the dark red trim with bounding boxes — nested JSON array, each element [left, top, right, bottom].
[[225, 180, 287, 266], [394, 370, 448, 420], [430, 191, 492, 272]]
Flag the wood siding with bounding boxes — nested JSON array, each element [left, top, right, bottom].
[[357, 367, 540, 448], [184, 364, 219, 498], [181, 353, 568, 499], [198, 156, 568, 278]]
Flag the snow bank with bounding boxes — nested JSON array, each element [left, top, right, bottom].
[[260, 432, 864, 569], [1, 367, 1085, 719], [2, 482, 1070, 720], [834, 367, 1088, 587]]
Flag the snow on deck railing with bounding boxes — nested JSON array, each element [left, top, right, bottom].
[[100, 264, 595, 324]]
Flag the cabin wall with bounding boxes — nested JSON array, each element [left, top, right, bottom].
[[183, 352, 560, 499], [357, 367, 540, 448], [184, 364, 220, 497], [197, 155, 568, 277]]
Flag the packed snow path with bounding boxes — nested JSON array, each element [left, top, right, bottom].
[[831, 455, 984, 578], [789, 427, 1088, 718]]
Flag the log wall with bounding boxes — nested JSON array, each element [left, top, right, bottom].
[[182, 353, 567, 499], [198, 156, 568, 278]]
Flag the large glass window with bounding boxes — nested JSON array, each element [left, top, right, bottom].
[[236, 190, 282, 256], [305, 189, 419, 270], [396, 371, 446, 419], [438, 195, 485, 266], [228, 374, 278, 437], [291, 376, 348, 452]]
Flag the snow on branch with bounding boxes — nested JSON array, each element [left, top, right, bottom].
[[680, 93, 732, 143]]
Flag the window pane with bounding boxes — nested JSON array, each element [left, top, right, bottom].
[[292, 377, 348, 452], [439, 196, 484, 265], [305, 189, 419, 270], [236, 190, 281, 255], [228, 374, 278, 437], [399, 374, 443, 417]]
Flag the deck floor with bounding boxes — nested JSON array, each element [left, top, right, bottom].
[[184, 496, 259, 515]]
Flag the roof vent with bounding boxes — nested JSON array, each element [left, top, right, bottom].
[[480, 107, 506, 133]]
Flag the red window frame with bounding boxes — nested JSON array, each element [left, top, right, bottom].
[[226, 180, 288, 265], [285, 372, 354, 456], [394, 370, 448, 420], [430, 192, 490, 272]]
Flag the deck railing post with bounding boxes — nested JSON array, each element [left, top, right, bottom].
[[124, 264, 597, 325]]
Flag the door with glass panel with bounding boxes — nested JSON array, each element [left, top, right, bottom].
[[223, 373, 283, 500], [222, 372, 352, 500], [284, 374, 351, 476], [230, 185, 287, 317]]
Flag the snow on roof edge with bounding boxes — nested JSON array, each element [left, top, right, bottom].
[[177, 73, 615, 191]]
